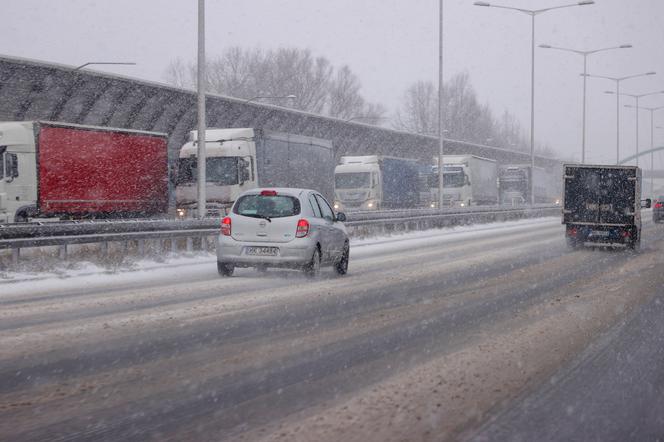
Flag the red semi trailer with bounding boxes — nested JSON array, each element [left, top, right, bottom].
[[0, 121, 169, 222]]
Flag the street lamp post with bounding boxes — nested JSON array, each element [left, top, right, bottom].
[[243, 95, 297, 105], [474, 1, 595, 205], [438, 0, 445, 210], [604, 88, 662, 166], [582, 72, 656, 164], [344, 115, 386, 124], [197, 0, 206, 219], [73, 62, 136, 71], [538, 44, 632, 163], [624, 104, 664, 197]]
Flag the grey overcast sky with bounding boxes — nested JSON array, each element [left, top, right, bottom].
[[2, 0, 664, 165]]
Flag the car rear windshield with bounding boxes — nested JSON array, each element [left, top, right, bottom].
[[233, 194, 301, 218]]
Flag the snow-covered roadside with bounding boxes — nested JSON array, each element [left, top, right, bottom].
[[0, 217, 561, 291]]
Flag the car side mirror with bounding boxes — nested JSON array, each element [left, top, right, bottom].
[[643, 198, 652, 209], [335, 212, 347, 222]]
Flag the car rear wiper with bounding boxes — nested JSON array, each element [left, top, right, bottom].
[[242, 213, 272, 222]]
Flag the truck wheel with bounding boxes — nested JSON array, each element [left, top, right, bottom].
[[304, 247, 321, 278], [217, 262, 234, 277], [335, 243, 349, 276], [14, 211, 29, 223]]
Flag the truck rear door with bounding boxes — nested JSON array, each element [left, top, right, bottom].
[[564, 167, 635, 225]]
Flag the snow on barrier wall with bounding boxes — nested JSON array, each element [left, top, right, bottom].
[[0, 55, 561, 168]]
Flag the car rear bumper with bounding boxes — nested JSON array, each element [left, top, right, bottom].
[[216, 235, 314, 267]]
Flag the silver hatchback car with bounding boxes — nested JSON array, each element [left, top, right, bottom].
[[216, 188, 350, 277]]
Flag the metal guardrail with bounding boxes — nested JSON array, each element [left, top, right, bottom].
[[342, 204, 559, 226], [0, 205, 561, 252]]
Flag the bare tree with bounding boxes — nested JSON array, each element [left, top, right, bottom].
[[163, 47, 385, 122], [162, 57, 194, 89], [392, 72, 543, 154], [393, 81, 438, 135]]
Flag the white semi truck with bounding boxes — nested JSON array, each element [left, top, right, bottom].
[[175, 128, 334, 217], [333, 155, 421, 211], [430, 155, 499, 207]]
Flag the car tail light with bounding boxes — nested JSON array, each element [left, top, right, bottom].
[[655, 202, 663, 209], [261, 190, 278, 196], [622, 230, 631, 238], [221, 216, 232, 236], [296, 219, 310, 238], [567, 227, 578, 237]]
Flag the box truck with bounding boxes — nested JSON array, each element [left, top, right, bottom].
[[333, 155, 421, 211], [562, 164, 651, 249], [430, 155, 498, 207], [0, 121, 169, 223], [175, 128, 334, 217]]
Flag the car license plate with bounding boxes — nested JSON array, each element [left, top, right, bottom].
[[245, 246, 278, 256], [591, 230, 609, 237]]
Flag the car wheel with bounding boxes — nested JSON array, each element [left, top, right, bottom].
[[304, 247, 321, 278], [217, 261, 234, 277], [335, 242, 349, 276]]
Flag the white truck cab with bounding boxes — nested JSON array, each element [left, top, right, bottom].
[[333, 156, 382, 211], [0, 122, 38, 223], [176, 128, 256, 217], [431, 155, 498, 207]]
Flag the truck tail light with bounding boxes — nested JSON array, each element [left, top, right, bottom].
[[221, 216, 232, 236], [567, 227, 578, 237], [622, 230, 631, 238], [296, 219, 310, 238]]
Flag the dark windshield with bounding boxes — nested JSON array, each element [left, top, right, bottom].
[[233, 194, 301, 218], [335, 172, 371, 189], [177, 157, 239, 185], [0, 149, 5, 180], [500, 177, 526, 192], [443, 168, 465, 188]]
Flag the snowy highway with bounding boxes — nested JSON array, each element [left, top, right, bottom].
[[1, 217, 664, 441]]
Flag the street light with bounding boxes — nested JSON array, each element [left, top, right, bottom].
[[197, 0, 206, 219], [624, 104, 664, 197], [601, 83, 660, 166], [73, 62, 136, 71], [344, 115, 386, 123], [538, 43, 632, 163], [583, 71, 656, 164], [244, 95, 296, 105], [474, 1, 595, 205], [608, 90, 664, 166], [438, 0, 445, 210]]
